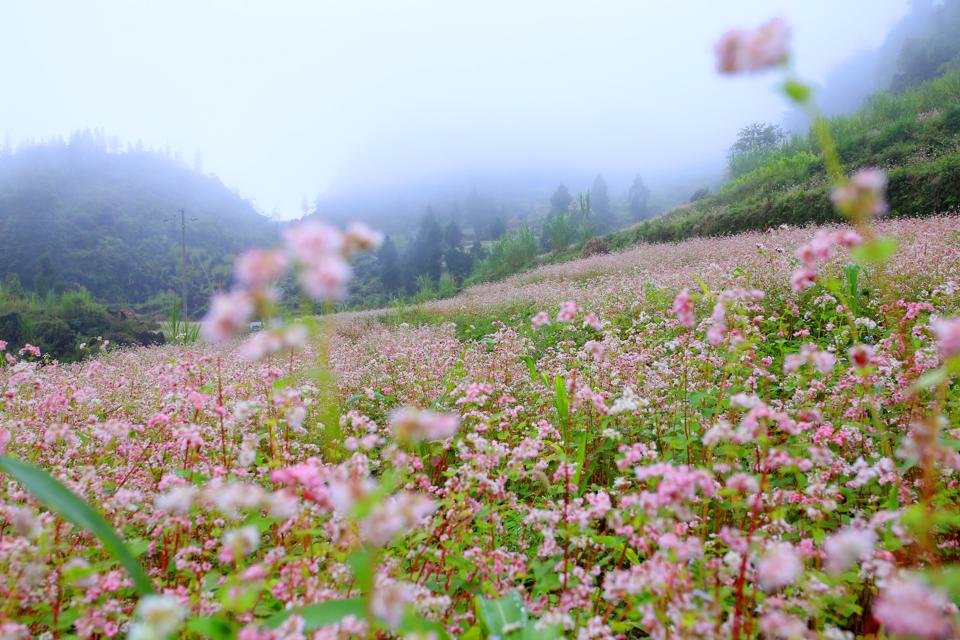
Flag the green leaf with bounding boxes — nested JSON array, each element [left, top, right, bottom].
[[783, 79, 812, 103], [398, 610, 452, 640], [913, 367, 948, 391], [553, 375, 569, 435], [476, 591, 528, 637], [186, 616, 233, 639], [267, 598, 366, 630], [347, 548, 376, 593], [518, 621, 561, 640], [0, 455, 154, 596], [851, 237, 898, 265]]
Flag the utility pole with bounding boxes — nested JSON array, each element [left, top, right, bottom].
[[179, 208, 188, 319]]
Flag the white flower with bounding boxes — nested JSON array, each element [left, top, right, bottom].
[[130, 595, 186, 639]]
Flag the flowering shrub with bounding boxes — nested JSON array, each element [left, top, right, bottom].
[[2, 16, 960, 640]]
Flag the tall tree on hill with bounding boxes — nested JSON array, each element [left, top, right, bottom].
[[550, 184, 573, 214], [489, 217, 507, 241], [444, 219, 464, 248], [591, 174, 613, 232], [627, 174, 652, 220], [406, 207, 444, 285], [376, 236, 401, 293]]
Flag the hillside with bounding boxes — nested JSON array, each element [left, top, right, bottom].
[[608, 68, 960, 249], [0, 133, 278, 311]]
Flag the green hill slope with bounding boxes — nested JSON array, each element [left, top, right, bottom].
[[0, 133, 278, 310], [608, 69, 960, 249]]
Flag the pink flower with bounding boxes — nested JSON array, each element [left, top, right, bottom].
[[283, 220, 344, 265], [201, 290, 254, 342], [671, 288, 695, 329], [757, 542, 803, 591], [849, 344, 875, 369], [556, 300, 580, 323], [531, 311, 551, 329], [298, 256, 352, 300], [583, 312, 603, 331], [823, 527, 876, 575], [874, 576, 954, 639], [389, 407, 460, 442], [790, 266, 817, 292], [371, 580, 414, 628], [706, 322, 726, 346], [343, 222, 384, 255], [715, 17, 790, 75], [932, 317, 960, 360], [18, 343, 40, 358], [234, 249, 288, 290], [0, 340, 6, 351], [361, 492, 436, 547], [831, 168, 889, 218]]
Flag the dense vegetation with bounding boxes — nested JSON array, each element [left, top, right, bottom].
[[0, 282, 164, 362]]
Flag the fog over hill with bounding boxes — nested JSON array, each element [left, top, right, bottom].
[[2, 0, 911, 220]]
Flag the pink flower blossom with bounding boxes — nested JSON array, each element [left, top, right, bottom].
[[556, 300, 580, 323], [874, 576, 954, 639], [234, 249, 288, 290], [298, 256, 352, 300], [283, 220, 344, 265], [932, 316, 960, 359], [343, 222, 384, 255], [823, 527, 876, 574], [848, 344, 875, 369], [757, 542, 803, 591], [388, 407, 460, 442], [671, 288, 695, 328], [201, 290, 254, 342], [715, 17, 790, 75], [531, 311, 551, 328], [831, 168, 889, 218]]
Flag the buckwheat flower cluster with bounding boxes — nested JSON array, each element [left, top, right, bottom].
[[388, 407, 461, 443], [715, 17, 790, 74], [201, 219, 382, 357], [830, 168, 889, 220], [791, 229, 863, 292]]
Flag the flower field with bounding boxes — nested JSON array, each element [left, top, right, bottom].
[[3, 212, 960, 638], [4, 16, 960, 640]]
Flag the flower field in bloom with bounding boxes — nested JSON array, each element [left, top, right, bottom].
[[2, 213, 960, 638]]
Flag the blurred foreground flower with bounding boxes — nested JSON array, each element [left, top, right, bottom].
[[715, 17, 790, 74]]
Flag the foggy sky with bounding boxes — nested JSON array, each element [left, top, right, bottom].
[[1, 1, 910, 219]]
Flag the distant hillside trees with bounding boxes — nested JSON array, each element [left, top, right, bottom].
[[627, 174, 652, 220], [727, 123, 786, 179], [0, 134, 277, 314], [591, 174, 614, 232], [891, 0, 960, 91], [550, 184, 573, 214]]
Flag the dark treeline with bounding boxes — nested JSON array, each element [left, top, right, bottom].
[[338, 171, 656, 308]]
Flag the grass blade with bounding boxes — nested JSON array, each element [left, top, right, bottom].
[[0, 455, 154, 596]]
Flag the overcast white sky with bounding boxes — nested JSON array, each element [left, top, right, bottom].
[[0, 1, 910, 219]]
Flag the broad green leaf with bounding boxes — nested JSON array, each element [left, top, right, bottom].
[[0, 455, 154, 596], [476, 591, 528, 637], [347, 548, 376, 593], [398, 610, 453, 640], [186, 616, 233, 639], [519, 621, 562, 640], [554, 374, 569, 436], [851, 237, 897, 265], [267, 598, 366, 630], [913, 367, 948, 391]]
